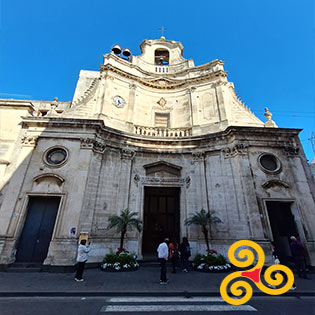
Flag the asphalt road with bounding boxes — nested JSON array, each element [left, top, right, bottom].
[[0, 296, 314, 315]]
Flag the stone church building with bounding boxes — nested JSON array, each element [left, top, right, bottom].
[[1, 37, 315, 268]]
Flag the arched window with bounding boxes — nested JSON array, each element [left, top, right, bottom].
[[154, 49, 169, 65]]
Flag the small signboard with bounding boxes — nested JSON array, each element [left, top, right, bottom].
[[79, 232, 89, 243]]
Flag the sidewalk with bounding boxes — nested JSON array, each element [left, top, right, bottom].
[[0, 266, 314, 297]]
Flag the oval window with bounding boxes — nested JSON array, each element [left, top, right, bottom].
[[45, 148, 68, 166], [259, 154, 281, 173]]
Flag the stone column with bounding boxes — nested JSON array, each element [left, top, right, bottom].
[[223, 144, 264, 240], [127, 83, 137, 122], [115, 149, 135, 213], [78, 139, 106, 232]]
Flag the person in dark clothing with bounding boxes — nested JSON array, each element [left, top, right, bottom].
[[270, 241, 296, 290], [169, 239, 179, 273], [289, 236, 309, 279], [179, 237, 191, 272]]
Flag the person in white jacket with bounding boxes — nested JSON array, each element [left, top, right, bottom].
[[157, 238, 169, 284], [75, 240, 91, 281]]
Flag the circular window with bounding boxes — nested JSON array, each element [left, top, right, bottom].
[[45, 147, 68, 166], [259, 154, 281, 173]]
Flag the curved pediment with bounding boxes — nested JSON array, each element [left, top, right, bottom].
[[262, 179, 290, 190]]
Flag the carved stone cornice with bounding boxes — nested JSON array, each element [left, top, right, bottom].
[[21, 135, 38, 147], [221, 143, 248, 158], [120, 148, 136, 160], [80, 138, 106, 153], [100, 64, 227, 90]]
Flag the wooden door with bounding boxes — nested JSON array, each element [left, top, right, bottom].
[[16, 196, 60, 263]]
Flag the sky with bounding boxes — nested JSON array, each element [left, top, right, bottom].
[[0, 0, 314, 161]]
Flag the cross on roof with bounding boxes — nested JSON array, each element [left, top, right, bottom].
[[158, 26, 167, 37]]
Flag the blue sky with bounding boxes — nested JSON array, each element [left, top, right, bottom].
[[1, 0, 314, 160]]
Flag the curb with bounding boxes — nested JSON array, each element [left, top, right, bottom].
[[0, 291, 314, 298]]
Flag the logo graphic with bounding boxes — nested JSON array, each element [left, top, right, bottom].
[[220, 240, 294, 305]]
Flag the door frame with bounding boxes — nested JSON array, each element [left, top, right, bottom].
[[14, 193, 65, 260], [138, 183, 186, 259], [142, 186, 181, 255], [262, 198, 307, 246]]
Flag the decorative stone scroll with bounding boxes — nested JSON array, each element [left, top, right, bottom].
[[133, 174, 140, 187], [221, 144, 248, 158], [120, 148, 136, 160], [140, 176, 185, 185], [80, 138, 106, 153], [192, 152, 205, 162], [185, 176, 191, 189], [21, 136, 38, 147], [284, 143, 299, 157]]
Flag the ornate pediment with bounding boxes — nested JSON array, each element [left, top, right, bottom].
[[143, 161, 182, 177], [262, 179, 290, 190]]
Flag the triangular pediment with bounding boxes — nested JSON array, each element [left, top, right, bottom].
[[143, 161, 182, 177]]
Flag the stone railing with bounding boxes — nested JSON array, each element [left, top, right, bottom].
[[134, 125, 192, 138], [155, 66, 169, 73]]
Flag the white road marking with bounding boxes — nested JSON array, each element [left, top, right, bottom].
[[109, 297, 224, 303], [100, 304, 257, 312]]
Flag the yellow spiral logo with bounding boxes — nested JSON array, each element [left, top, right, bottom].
[[220, 240, 294, 305]]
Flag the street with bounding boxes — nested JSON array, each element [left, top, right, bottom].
[[0, 295, 314, 315]]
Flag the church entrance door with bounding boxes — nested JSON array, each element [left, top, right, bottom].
[[266, 201, 299, 265], [16, 196, 60, 263], [142, 187, 180, 257]]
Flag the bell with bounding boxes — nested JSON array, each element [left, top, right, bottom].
[[122, 48, 131, 57], [111, 44, 122, 55]]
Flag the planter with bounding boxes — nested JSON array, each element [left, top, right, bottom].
[[101, 262, 139, 272], [194, 263, 232, 272]]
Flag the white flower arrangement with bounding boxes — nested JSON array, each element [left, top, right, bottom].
[[123, 264, 131, 269], [197, 263, 205, 270]]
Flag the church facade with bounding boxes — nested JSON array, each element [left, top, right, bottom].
[[1, 37, 315, 268]]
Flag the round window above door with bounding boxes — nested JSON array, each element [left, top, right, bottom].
[[44, 147, 68, 167], [258, 153, 281, 174]]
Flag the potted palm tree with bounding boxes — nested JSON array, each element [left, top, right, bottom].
[[107, 208, 142, 251], [102, 209, 142, 271], [185, 209, 230, 272], [184, 208, 221, 251]]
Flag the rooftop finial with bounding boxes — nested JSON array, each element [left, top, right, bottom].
[[158, 26, 167, 40]]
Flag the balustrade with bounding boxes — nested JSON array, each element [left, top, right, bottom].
[[134, 125, 192, 138]]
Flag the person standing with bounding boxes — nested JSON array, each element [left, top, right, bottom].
[[179, 237, 191, 272], [157, 238, 169, 284], [75, 239, 91, 281], [169, 239, 179, 273], [290, 236, 309, 279]]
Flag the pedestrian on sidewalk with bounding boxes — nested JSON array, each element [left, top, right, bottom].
[[75, 239, 91, 282], [179, 237, 191, 272], [290, 236, 309, 279], [169, 239, 179, 273], [157, 238, 169, 284], [268, 241, 296, 290]]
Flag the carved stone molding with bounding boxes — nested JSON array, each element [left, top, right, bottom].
[[221, 144, 248, 158], [192, 152, 205, 162], [157, 97, 167, 107], [21, 136, 38, 147], [185, 176, 191, 189], [140, 176, 185, 185], [284, 143, 299, 157], [133, 174, 140, 187], [80, 138, 106, 153], [120, 148, 136, 160], [129, 83, 137, 90], [262, 179, 290, 190]]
